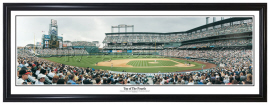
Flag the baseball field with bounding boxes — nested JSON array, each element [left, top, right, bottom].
[[42, 55, 214, 73]]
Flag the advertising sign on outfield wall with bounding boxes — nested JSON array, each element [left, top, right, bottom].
[[127, 50, 132, 53], [59, 41, 62, 48], [44, 40, 49, 48], [112, 50, 116, 52], [62, 44, 67, 47], [45, 44, 49, 48], [36, 42, 41, 45]]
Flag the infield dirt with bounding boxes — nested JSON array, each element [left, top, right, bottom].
[[97, 58, 195, 68]]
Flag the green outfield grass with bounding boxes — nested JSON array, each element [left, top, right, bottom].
[[42, 55, 205, 73]]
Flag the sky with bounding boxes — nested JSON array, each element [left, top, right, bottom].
[[17, 16, 230, 48]]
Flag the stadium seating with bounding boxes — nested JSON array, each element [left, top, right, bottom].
[[16, 19, 253, 85], [103, 22, 252, 44]]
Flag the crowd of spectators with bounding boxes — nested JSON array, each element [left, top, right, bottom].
[[71, 41, 95, 46], [103, 21, 252, 43], [104, 45, 163, 50], [17, 53, 152, 85], [17, 46, 253, 85], [36, 49, 88, 55], [179, 39, 252, 48], [179, 22, 252, 41], [162, 49, 252, 73], [158, 48, 253, 85], [152, 68, 252, 85]]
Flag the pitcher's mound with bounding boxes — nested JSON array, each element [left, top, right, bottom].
[[149, 62, 158, 63]]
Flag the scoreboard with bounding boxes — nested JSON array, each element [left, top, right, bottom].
[[49, 40, 59, 48], [42, 19, 63, 49]]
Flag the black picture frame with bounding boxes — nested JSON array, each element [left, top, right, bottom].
[[3, 3, 267, 102]]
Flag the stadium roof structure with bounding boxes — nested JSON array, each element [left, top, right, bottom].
[[185, 17, 252, 33], [105, 17, 252, 35]]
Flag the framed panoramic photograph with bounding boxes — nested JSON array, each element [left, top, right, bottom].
[[3, 3, 267, 102]]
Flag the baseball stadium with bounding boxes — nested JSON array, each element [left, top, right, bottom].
[[17, 17, 253, 85]]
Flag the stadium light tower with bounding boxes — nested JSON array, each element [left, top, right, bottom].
[[221, 17, 224, 20], [221, 17, 224, 28], [206, 17, 210, 24], [206, 17, 210, 31], [213, 17, 216, 29], [111, 24, 134, 33]]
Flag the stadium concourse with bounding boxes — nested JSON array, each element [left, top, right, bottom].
[[16, 18, 253, 85]]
